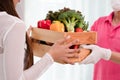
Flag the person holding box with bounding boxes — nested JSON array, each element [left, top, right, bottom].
[[0, 0, 80, 80], [81, 0, 120, 80]]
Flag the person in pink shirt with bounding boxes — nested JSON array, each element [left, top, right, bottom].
[[80, 0, 120, 80]]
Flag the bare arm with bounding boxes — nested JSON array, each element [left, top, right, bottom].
[[110, 51, 120, 64]]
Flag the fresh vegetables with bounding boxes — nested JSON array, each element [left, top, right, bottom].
[[50, 21, 65, 32], [58, 10, 81, 32], [75, 17, 89, 31], [75, 27, 83, 32], [37, 7, 89, 49], [46, 8, 70, 22], [46, 7, 89, 32], [38, 19, 51, 29]]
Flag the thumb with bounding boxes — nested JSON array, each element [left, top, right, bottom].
[[80, 54, 93, 64], [80, 53, 97, 64], [80, 45, 95, 49]]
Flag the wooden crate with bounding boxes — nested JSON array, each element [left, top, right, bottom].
[[31, 27, 97, 62]]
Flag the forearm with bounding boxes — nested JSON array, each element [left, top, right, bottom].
[[22, 53, 54, 80], [110, 51, 120, 64]]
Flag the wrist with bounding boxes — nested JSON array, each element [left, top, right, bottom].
[[46, 52, 54, 62], [47, 51, 56, 61]]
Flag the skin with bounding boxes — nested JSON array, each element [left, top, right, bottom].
[[13, 0, 20, 6], [110, 51, 120, 64], [112, 11, 120, 26]]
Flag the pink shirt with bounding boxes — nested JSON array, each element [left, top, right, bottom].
[[91, 12, 120, 80]]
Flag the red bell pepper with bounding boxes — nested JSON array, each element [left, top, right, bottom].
[[38, 19, 51, 29]]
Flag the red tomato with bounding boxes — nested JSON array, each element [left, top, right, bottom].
[[74, 45, 79, 49], [75, 28, 83, 32]]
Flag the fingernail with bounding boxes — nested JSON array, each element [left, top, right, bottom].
[[66, 35, 71, 39]]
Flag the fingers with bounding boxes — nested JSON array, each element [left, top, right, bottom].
[[56, 35, 79, 48], [66, 48, 80, 53], [64, 58, 75, 65], [56, 35, 71, 44], [55, 38, 66, 45], [64, 50, 79, 64], [66, 52, 79, 58], [56, 35, 75, 45], [65, 39, 79, 48]]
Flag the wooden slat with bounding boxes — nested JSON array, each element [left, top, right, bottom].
[[31, 28, 97, 44], [31, 27, 65, 43], [32, 42, 51, 57], [65, 31, 97, 44]]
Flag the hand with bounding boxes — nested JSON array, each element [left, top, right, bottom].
[[48, 37, 80, 64], [80, 45, 112, 64]]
